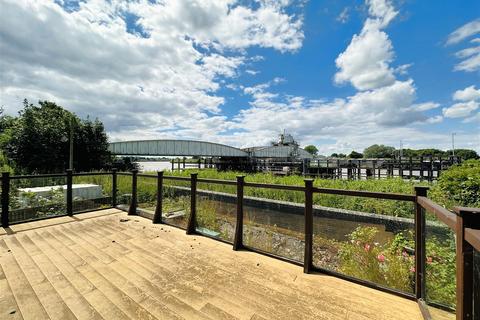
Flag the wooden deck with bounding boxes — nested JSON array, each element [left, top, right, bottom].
[[0, 209, 451, 320]]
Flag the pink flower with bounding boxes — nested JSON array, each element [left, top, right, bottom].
[[364, 244, 371, 252], [377, 254, 385, 263], [410, 267, 415, 273], [427, 257, 433, 264], [402, 251, 408, 257]]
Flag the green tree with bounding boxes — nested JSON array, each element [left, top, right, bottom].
[[304, 145, 318, 155], [348, 151, 363, 159], [447, 149, 479, 160], [363, 144, 395, 158], [4, 100, 112, 173]]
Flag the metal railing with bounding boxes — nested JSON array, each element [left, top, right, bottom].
[[1, 169, 478, 320]]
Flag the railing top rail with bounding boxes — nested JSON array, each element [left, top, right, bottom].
[[417, 196, 457, 230], [243, 182, 305, 192], [163, 175, 191, 182], [465, 228, 480, 252], [72, 172, 113, 177], [137, 173, 157, 178], [10, 173, 67, 180], [312, 187, 416, 202], [197, 178, 237, 186]]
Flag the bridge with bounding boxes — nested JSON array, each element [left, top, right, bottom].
[[108, 139, 313, 159]]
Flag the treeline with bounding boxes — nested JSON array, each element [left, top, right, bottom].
[[0, 100, 136, 174], [304, 144, 479, 160]]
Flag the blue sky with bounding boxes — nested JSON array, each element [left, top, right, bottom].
[[1, 0, 479, 154]]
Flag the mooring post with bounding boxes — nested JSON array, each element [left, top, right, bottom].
[[153, 171, 164, 224], [454, 207, 479, 320], [171, 159, 174, 171], [409, 157, 413, 179], [66, 169, 73, 216], [128, 169, 138, 215], [1, 172, 10, 227], [414, 186, 429, 300], [233, 175, 245, 251], [304, 179, 314, 273], [112, 168, 117, 208], [186, 173, 198, 235]]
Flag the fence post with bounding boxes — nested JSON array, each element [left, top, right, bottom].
[[128, 169, 138, 215], [66, 169, 73, 216], [454, 207, 480, 320], [233, 175, 245, 251], [1, 172, 10, 227], [304, 179, 314, 273], [153, 171, 163, 224], [112, 168, 117, 208], [414, 186, 429, 300], [186, 173, 197, 235]]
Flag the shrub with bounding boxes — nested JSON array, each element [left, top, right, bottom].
[[431, 159, 480, 208]]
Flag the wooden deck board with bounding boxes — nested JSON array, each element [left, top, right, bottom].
[[0, 209, 455, 320]]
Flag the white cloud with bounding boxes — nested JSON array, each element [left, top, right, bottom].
[[447, 19, 480, 72], [334, 0, 398, 90], [0, 0, 303, 139], [453, 85, 480, 102], [446, 19, 480, 45], [410, 102, 441, 112], [336, 7, 350, 24], [443, 101, 479, 118]]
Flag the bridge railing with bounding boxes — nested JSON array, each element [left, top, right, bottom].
[[1, 169, 478, 320]]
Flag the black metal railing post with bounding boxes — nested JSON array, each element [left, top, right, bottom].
[[66, 169, 73, 216], [414, 186, 429, 300], [304, 179, 314, 273], [111, 168, 117, 208], [233, 175, 245, 251], [128, 169, 138, 215], [454, 207, 480, 320], [186, 173, 197, 234], [1, 172, 10, 227], [153, 171, 163, 224]]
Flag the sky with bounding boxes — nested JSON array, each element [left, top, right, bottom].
[[0, 0, 479, 155]]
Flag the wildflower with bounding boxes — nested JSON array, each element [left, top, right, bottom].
[[427, 257, 433, 264], [410, 266, 415, 273], [364, 244, 371, 252], [402, 251, 408, 257], [377, 254, 385, 263]]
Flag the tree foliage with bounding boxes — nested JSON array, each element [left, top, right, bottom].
[[363, 144, 396, 158], [304, 145, 318, 155], [348, 151, 363, 159], [3, 100, 112, 173]]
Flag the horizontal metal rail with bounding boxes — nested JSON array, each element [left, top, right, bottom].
[[72, 172, 113, 176], [465, 228, 480, 252], [417, 196, 457, 229], [313, 187, 416, 201], [196, 178, 237, 186], [243, 182, 305, 192], [10, 173, 67, 180]]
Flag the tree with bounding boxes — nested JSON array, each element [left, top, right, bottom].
[[348, 151, 363, 159], [447, 149, 479, 160], [304, 145, 318, 155], [4, 100, 112, 173], [363, 144, 395, 158]]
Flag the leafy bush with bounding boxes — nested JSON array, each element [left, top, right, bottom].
[[431, 159, 480, 208]]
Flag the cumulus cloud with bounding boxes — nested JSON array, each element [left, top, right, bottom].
[[0, 0, 304, 140], [453, 85, 480, 102], [446, 19, 480, 72], [443, 101, 479, 118], [334, 0, 398, 90]]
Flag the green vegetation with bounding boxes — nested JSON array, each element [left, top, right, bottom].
[[0, 100, 137, 174], [303, 145, 318, 155], [363, 144, 396, 158], [429, 159, 480, 209]]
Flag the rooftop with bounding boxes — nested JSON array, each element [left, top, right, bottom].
[[0, 209, 453, 320]]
